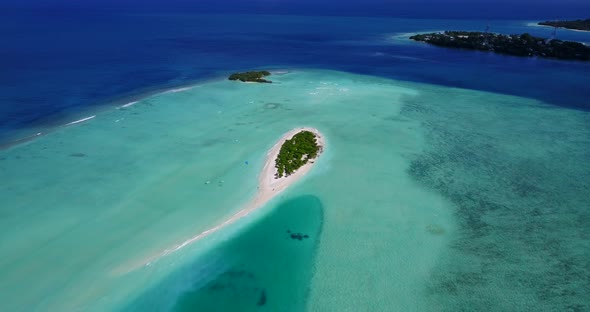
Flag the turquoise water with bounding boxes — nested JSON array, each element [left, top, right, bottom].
[[125, 195, 323, 311], [0, 70, 589, 310], [402, 90, 590, 311]]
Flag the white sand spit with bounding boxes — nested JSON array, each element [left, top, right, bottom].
[[116, 127, 325, 273]]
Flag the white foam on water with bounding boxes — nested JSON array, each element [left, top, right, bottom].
[[65, 115, 96, 126], [121, 101, 138, 108], [163, 87, 193, 94]]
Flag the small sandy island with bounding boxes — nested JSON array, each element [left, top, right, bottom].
[[251, 127, 324, 209], [117, 127, 324, 273]]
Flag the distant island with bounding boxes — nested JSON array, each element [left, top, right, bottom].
[[409, 31, 590, 61], [228, 71, 272, 83], [275, 130, 321, 178], [539, 19, 590, 31]]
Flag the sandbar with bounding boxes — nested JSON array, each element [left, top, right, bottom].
[[117, 127, 325, 273]]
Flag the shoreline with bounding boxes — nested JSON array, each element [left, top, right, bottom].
[[529, 22, 590, 33], [116, 127, 325, 273], [253, 127, 324, 208]]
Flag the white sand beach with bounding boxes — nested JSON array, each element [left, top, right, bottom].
[[119, 127, 325, 273], [252, 127, 324, 210]]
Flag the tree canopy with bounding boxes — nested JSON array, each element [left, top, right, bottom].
[[275, 131, 320, 178], [539, 19, 590, 31], [410, 31, 590, 61], [228, 71, 272, 83]]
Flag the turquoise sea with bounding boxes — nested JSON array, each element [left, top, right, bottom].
[[2, 69, 589, 310], [1, 11, 590, 311]]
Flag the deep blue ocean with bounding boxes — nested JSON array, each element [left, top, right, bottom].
[[2, 9, 590, 145]]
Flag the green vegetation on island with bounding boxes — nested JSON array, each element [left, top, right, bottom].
[[275, 131, 321, 178], [539, 19, 590, 31], [228, 71, 272, 83], [409, 31, 590, 61]]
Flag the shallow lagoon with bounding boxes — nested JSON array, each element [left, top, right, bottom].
[[0, 70, 588, 310]]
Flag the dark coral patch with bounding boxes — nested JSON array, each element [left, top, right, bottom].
[[256, 289, 267, 306]]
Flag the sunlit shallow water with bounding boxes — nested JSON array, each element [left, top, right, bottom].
[[0, 69, 588, 311]]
